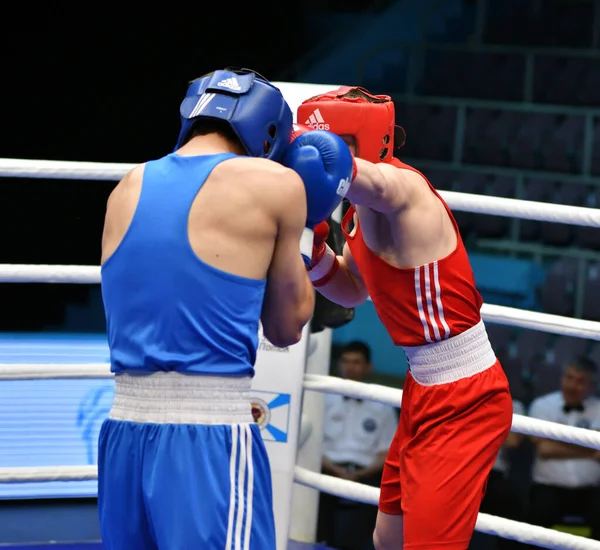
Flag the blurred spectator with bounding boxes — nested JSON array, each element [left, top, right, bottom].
[[477, 400, 526, 550], [527, 357, 600, 542], [317, 341, 398, 550]]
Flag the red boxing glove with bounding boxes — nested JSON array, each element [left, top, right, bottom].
[[308, 220, 340, 287]]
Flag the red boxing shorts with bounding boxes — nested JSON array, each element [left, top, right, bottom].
[[380, 359, 512, 549]]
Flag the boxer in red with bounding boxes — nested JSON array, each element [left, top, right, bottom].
[[298, 88, 513, 549]]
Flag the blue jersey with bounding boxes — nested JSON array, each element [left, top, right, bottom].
[[101, 153, 266, 377]]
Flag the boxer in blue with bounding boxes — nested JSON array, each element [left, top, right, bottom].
[[98, 68, 356, 550]]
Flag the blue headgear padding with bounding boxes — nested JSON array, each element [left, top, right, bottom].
[[175, 69, 293, 162]]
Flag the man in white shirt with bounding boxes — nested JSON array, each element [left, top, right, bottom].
[[318, 341, 398, 550], [528, 356, 600, 543]]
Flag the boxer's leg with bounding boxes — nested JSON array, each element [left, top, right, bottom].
[[374, 512, 404, 550], [98, 419, 157, 550], [373, 374, 414, 550], [402, 362, 512, 549], [145, 422, 276, 550]]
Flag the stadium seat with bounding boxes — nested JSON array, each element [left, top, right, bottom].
[[463, 108, 497, 164], [421, 168, 454, 191], [397, 104, 457, 162], [519, 178, 556, 241], [533, 57, 587, 105], [582, 262, 600, 321], [451, 172, 486, 237], [478, 110, 521, 167], [487, 324, 516, 358], [509, 113, 554, 170], [550, 336, 590, 367], [507, 329, 553, 384], [575, 187, 600, 249], [420, 50, 466, 98], [576, 58, 600, 106], [540, 257, 578, 317], [542, 115, 585, 174], [473, 175, 517, 238], [590, 118, 600, 176], [540, 183, 589, 246]]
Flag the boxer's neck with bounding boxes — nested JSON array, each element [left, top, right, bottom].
[[178, 133, 245, 157]]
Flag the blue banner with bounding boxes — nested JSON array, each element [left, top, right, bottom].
[[0, 333, 294, 500], [0, 378, 114, 498]]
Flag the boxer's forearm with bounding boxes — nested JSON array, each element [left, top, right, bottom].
[[314, 256, 369, 308]]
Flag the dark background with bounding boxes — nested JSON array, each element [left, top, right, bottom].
[[0, 4, 324, 329]]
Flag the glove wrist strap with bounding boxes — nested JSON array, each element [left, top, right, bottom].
[[309, 245, 338, 285]]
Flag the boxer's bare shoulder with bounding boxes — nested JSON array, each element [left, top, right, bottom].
[[101, 164, 146, 264], [211, 155, 304, 203], [188, 155, 307, 278], [348, 160, 456, 268], [102, 158, 306, 267], [191, 155, 306, 241]]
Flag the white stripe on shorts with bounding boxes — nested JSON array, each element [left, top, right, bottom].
[[225, 424, 254, 550]]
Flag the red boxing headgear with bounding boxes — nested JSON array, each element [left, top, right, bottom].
[[297, 86, 404, 164]]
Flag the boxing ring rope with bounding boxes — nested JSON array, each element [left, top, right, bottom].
[[2, 263, 600, 341], [3, 157, 600, 228], [1, 366, 600, 550], [1, 363, 600, 451], [293, 468, 600, 550], [4, 157, 600, 549], [2, 366, 600, 550], [0, 465, 597, 549]]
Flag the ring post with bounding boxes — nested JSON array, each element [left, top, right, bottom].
[[251, 324, 311, 550]]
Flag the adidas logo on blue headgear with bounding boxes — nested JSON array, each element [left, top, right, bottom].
[[175, 68, 293, 162]]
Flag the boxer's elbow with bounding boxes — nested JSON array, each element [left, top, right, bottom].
[[261, 279, 314, 348], [263, 326, 303, 349], [262, 314, 307, 349]]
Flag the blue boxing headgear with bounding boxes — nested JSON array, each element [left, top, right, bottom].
[[175, 69, 293, 162]]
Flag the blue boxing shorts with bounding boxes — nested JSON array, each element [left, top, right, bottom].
[[97, 373, 276, 550]]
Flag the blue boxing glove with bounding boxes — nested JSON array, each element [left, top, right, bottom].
[[284, 124, 356, 226], [283, 124, 356, 266]]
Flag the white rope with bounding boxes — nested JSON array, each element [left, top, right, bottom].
[[440, 190, 600, 228], [0, 158, 135, 181], [1, 363, 599, 450], [0, 465, 97, 483], [0, 264, 100, 284], [303, 374, 600, 450], [0, 364, 112, 379], [2, 157, 600, 227], [0, 462, 596, 548], [294, 466, 600, 550], [1, 263, 599, 342], [481, 304, 600, 340]]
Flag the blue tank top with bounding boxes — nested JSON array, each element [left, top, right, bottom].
[[101, 153, 266, 377]]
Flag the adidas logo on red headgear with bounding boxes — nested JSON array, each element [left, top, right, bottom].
[[305, 108, 330, 130]]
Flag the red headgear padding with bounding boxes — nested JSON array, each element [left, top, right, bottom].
[[297, 86, 403, 164]]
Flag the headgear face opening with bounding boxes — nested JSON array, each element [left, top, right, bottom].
[[175, 68, 293, 162], [297, 86, 404, 164]]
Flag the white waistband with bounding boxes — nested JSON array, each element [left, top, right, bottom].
[[403, 319, 496, 386], [109, 372, 254, 424]]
